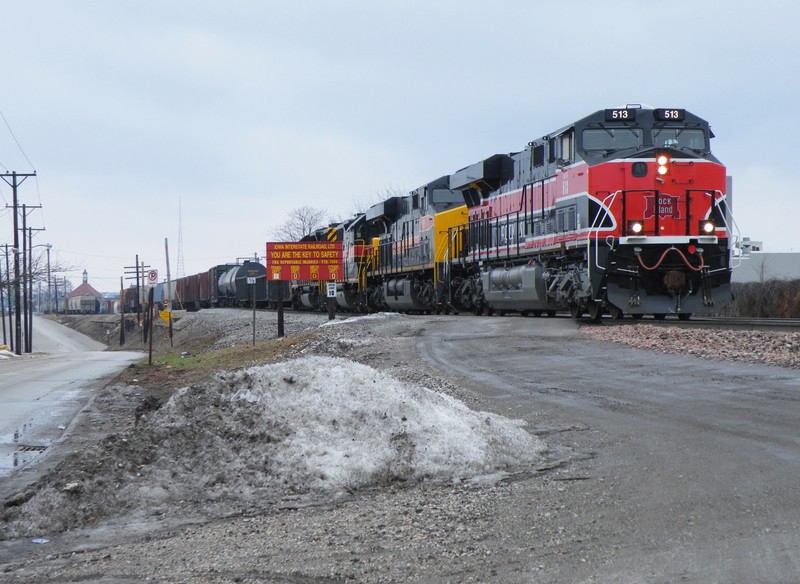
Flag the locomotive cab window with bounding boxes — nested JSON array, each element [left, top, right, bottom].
[[582, 128, 644, 152], [652, 127, 706, 151]]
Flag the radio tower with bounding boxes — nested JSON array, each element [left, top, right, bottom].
[[176, 196, 185, 278]]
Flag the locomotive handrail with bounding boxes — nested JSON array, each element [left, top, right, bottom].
[[589, 190, 621, 273], [704, 189, 743, 269], [355, 238, 370, 292]]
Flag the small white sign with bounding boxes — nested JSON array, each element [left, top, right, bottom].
[[326, 282, 337, 298], [147, 269, 158, 285], [247, 277, 256, 285]]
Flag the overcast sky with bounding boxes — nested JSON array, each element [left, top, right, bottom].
[[1, 1, 797, 293]]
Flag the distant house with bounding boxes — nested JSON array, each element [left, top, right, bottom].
[[67, 270, 103, 314]]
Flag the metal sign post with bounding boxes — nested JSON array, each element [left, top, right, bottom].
[[326, 281, 336, 320], [247, 276, 257, 346]]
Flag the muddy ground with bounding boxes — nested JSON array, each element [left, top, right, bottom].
[[0, 310, 570, 583]]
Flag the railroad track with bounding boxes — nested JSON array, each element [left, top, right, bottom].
[[582, 315, 800, 331]]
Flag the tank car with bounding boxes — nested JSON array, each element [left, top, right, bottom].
[[217, 261, 267, 307], [444, 105, 737, 320], [208, 264, 239, 307]]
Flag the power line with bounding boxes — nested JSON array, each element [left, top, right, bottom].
[[0, 111, 35, 172]]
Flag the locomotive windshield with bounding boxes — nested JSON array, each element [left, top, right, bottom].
[[582, 127, 643, 152], [652, 127, 706, 151]]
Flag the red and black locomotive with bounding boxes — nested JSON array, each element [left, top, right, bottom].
[[442, 104, 737, 319]]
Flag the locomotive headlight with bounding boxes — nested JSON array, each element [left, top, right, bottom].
[[699, 219, 716, 234], [628, 220, 645, 235], [656, 153, 670, 175]]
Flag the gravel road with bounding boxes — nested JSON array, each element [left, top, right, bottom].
[[2, 310, 800, 583]]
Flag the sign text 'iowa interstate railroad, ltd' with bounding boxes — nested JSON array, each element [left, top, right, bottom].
[[265, 241, 343, 281]]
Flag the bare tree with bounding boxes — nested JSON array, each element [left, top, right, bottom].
[[350, 185, 406, 215], [270, 206, 329, 242]]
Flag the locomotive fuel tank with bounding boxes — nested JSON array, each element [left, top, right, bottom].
[[298, 289, 320, 310], [383, 278, 429, 312], [334, 283, 359, 311], [481, 263, 552, 312]]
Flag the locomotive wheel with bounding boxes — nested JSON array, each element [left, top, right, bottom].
[[653, 313, 667, 320], [546, 310, 556, 317], [608, 305, 624, 320], [631, 313, 644, 320], [569, 303, 583, 320], [532, 310, 542, 317], [587, 301, 603, 322], [677, 313, 692, 321]]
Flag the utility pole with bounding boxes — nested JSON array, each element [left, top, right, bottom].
[[0, 250, 5, 348], [21, 205, 27, 352], [46, 245, 51, 313], [25, 226, 45, 353], [4, 246, 12, 351], [2, 171, 36, 355], [119, 276, 125, 346], [123, 255, 150, 340]]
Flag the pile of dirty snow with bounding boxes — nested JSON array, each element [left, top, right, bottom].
[[3, 355, 546, 537], [207, 355, 546, 490]]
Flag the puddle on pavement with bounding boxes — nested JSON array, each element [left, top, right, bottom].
[[0, 425, 51, 476], [0, 444, 47, 476]]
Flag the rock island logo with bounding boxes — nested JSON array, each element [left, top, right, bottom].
[[645, 194, 681, 220]]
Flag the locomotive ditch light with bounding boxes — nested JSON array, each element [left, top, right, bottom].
[[628, 220, 645, 235], [699, 219, 715, 234]]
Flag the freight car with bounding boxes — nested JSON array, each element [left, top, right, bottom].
[[67, 294, 99, 314]]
